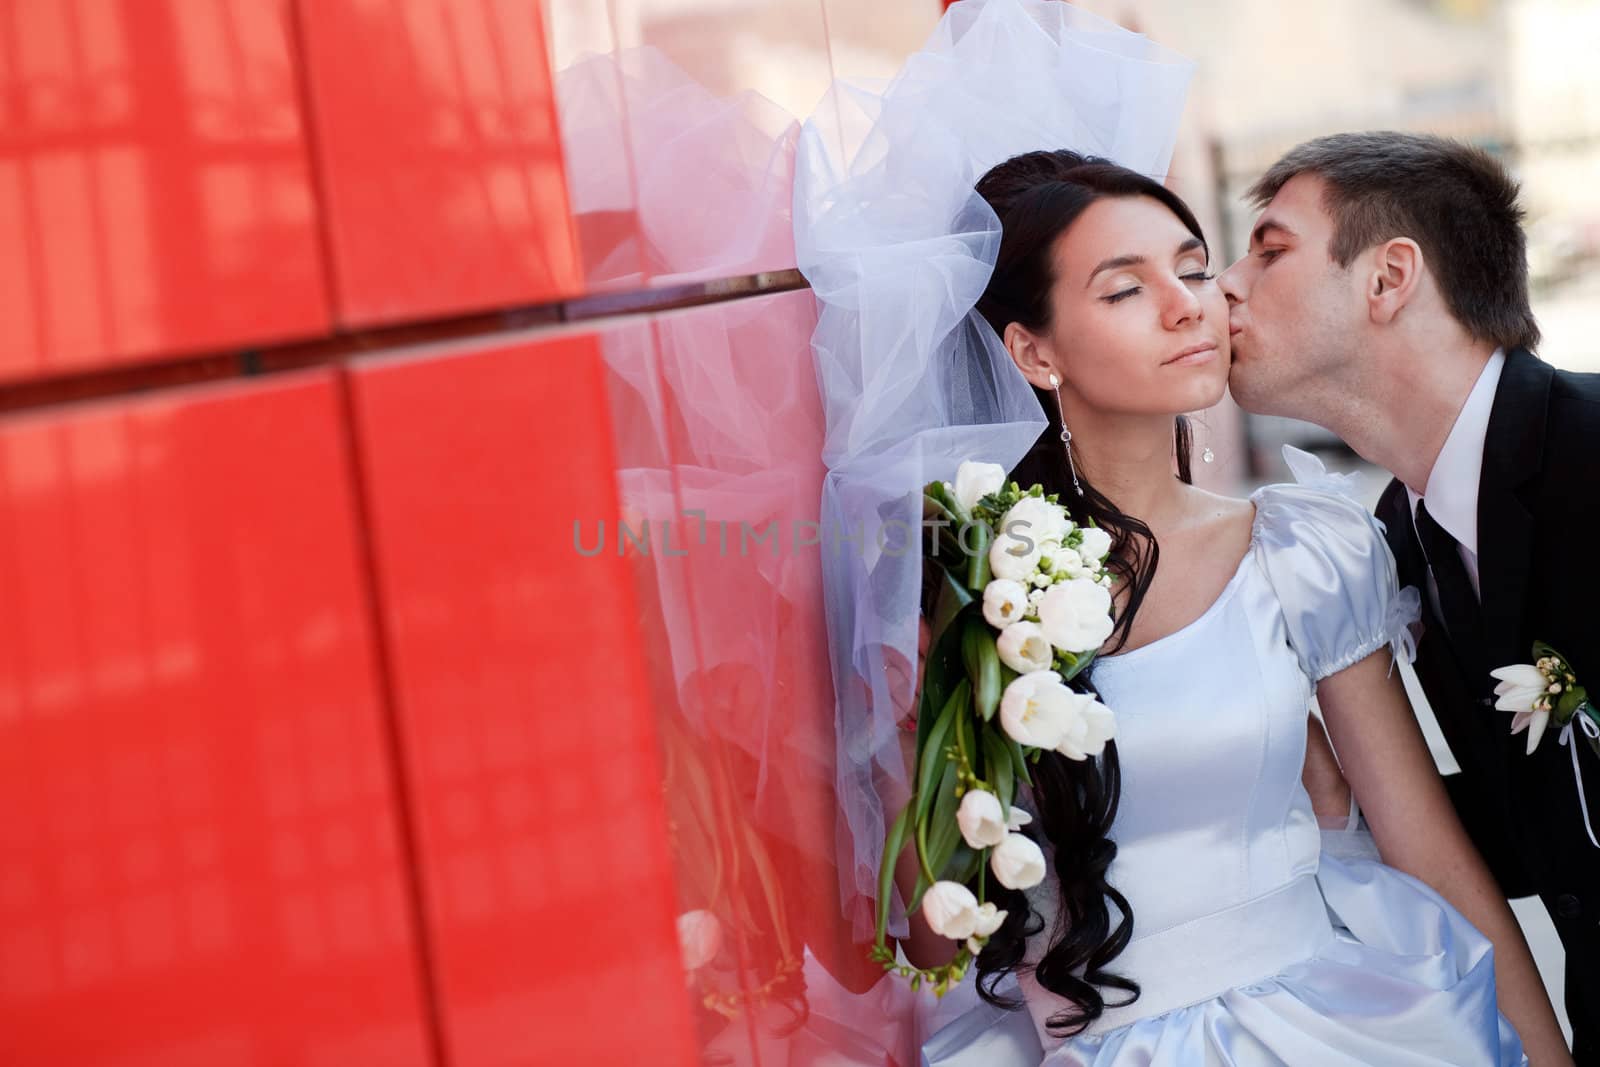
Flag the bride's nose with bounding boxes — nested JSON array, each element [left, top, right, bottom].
[[1162, 278, 1203, 330]]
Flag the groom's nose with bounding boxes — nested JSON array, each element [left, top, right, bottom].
[[1217, 257, 1249, 305]]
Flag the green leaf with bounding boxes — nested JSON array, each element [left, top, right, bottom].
[[1056, 648, 1086, 683], [925, 761, 963, 881], [919, 574, 974, 751], [917, 649, 955, 754], [875, 803, 913, 946], [908, 870, 929, 914], [954, 689, 977, 777], [932, 568, 974, 635], [914, 680, 968, 880], [983, 728, 1015, 813], [925, 480, 963, 522], [1009, 738, 1034, 787], [963, 617, 1003, 722], [946, 843, 983, 887]]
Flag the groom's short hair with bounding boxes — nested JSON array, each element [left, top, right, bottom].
[[1248, 131, 1540, 352]]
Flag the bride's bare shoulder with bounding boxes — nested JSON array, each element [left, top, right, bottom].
[[1179, 486, 1256, 542]]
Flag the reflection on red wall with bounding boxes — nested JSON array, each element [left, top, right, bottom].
[[294, 1, 583, 326], [0, 0, 330, 384], [0, 373, 431, 1065], [345, 332, 698, 1066]]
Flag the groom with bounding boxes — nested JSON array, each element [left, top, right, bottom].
[[1219, 131, 1600, 1056]]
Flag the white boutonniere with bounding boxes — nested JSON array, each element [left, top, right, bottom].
[[1492, 642, 1600, 847]]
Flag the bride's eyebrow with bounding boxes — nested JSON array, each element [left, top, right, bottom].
[[1085, 237, 1207, 288], [1085, 253, 1143, 287]]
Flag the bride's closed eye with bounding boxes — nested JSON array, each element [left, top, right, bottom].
[[1103, 268, 1214, 304]]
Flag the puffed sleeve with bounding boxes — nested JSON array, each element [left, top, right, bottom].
[[1252, 446, 1422, 682]]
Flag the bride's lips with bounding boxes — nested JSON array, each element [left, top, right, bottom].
[[1163, 341, 1219, 367]]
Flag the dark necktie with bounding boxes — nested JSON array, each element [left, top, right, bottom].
[[1414, 499, 1482, 655]]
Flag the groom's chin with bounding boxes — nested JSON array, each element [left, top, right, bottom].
[[1225, 364, 1273, 416]]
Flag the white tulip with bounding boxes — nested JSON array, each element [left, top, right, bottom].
[[954, 461, 1008, 513], [973, 901, 1007, 938], [990, 832, 1047, 890], [989, 528, 1043, 582], [1492, 662, 1555, 754], [999, 670, 1075, 749], [1056, 694, 1117, 761], [922, 880, 982, 940], [965, 902, 1009, 955], [996, 621, 1054, 673], [1006, 806, 1033, 830], [1077, 526, 1113, 564], [1049, 546, 1085, 578], [982, 579, 1030, 630], [956, 789, 1008, 849], [1001, 496, 1071, 550], [1037, 578, 1115, 654], [676, 909, 723, 971]]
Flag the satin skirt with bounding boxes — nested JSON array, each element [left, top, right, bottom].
[[923, 854, 1526, 1067]]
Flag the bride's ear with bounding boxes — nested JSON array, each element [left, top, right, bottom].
[[1004, 321, 1057, 391]]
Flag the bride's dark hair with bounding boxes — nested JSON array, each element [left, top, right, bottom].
[[967, 149, 1204, 1035]]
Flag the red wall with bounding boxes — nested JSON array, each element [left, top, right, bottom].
[[0, 2, 939, 1064]]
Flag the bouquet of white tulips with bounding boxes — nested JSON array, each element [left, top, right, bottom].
[[868, 461, 1119, 994]]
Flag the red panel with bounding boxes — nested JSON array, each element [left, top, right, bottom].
[[295, 1, 583, 327], [347, 333, 695, 1066], [0, 372, 431, 1066], [0, 0, 331, 385]]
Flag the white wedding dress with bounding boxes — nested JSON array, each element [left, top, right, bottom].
[[923, 449, 1526, 1066]]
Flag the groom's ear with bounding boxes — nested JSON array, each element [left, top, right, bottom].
[[1365, 237, 1423, 326]]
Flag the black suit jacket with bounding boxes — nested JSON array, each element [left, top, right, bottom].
[[1376, 347, 1600, 1038]]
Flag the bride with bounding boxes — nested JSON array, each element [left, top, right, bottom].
[[896, 148, 1569, 1065]]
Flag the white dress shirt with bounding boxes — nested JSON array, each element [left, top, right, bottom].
[[1406, 348, 1505, 611]]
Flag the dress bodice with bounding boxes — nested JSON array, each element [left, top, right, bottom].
[[1017, 449, 1421, 1047]]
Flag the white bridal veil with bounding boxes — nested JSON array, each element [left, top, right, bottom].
[[793, 0, 1195, 939]]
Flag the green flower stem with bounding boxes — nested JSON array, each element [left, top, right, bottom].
[[914, 807, 937, 886], [953, 729, 972, 785]]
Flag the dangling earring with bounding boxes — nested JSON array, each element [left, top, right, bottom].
[[1048, 372, 1082, 494], [1202, 446, 1215, 464]]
